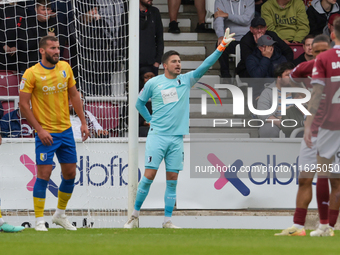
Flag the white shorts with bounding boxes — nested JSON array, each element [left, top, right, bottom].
[[316, 128, 340, 160], [316, 128, 340, 174], [298, 136, 317, 172]]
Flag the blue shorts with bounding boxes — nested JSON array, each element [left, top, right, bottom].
[[35, 127, 77, 165], [145, 135, 184, 172]]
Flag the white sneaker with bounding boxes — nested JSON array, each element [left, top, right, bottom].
[[162, 221, 181, 229], [310, 227, 334, 237], [35, 221, 48, 231], [52, 214, 77, 231], [124, 215, 139, 228]]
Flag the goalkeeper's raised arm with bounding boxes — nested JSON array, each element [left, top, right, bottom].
[[191, 28, 235, 84], [127, 28, 235, 229]]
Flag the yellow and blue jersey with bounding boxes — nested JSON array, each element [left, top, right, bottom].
[[20, 61, 76, 133]]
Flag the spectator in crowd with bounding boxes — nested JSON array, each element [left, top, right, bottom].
[[261, 0, 310, 44], [236, 17, 293, 78], [214, 0, 254, 80], [280, 92, 305, 137], [307, 0, 340, 36], [25, 0, 71, 57], [246, 35, 288, 99], [0, 1, 26, 72], [323, 12, 340, 37], [168, 0, 214, 33], [17, 0, 58, 73], [140, 0, 164, 75], [80, 3, 113, 95], [293, 35, 314, 66], [69, 92, 109, 139], [255, 0, 266, 17], [257, 62, 295, 138], [72, 0, 128, 96], [139, 67, 155, 137], [0, 104, 34, 138]]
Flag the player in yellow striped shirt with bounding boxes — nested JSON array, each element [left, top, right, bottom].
[[19, 36, 89, 231]]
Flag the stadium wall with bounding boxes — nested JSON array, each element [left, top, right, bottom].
[[0, 138, 317, 211]]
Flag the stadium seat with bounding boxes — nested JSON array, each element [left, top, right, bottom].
[[290, 127, 304, 138], [0, 70, 20, 96], [85, 101, 119, 132], [61, 45, 70, 63], [289, 43, 304, 60], [234, 44, 248, 87]]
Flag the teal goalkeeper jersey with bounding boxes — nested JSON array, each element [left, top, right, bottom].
[[137, 49, 223, 135]]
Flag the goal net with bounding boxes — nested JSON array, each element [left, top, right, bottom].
[[0, 0, 135, 228]]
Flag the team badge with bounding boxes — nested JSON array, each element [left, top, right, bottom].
[[60, 70, 67, 78], [148, 156, 152, 163], [40, 153, 47, 162]]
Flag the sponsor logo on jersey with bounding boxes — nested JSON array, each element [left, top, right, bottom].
[[42, 82, 67, 93], [148, 156, 152, 163], [161, 87, 179, 104]]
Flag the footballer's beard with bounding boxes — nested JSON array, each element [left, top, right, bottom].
[[141, 0, 152, 8], [45, 52, 59, 65]]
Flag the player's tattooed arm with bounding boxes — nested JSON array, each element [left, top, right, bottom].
[[308, 84, 324, 115]]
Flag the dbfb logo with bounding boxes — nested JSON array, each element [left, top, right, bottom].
[[75, 155, 142, 187], [199, 84, 311, 128]]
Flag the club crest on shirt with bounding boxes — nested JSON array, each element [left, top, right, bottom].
[[60, 70, 67, 78], [40, 153, 47, 162]]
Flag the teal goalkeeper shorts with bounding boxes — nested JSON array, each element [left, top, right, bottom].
[[145, 135, 184, 172]]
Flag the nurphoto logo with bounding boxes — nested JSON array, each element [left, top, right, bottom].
[[198, 84, 311, 128]]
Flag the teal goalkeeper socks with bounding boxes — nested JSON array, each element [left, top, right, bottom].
[[134, 176, 153, 211], [164, 180, 177, 217]]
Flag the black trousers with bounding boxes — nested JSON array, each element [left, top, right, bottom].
[[218, 40, 239, 78]]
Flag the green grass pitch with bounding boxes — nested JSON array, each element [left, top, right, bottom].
[[1, 229, 340, 255]]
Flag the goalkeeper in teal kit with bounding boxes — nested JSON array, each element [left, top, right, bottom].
[[124, 29, 235, 229]]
